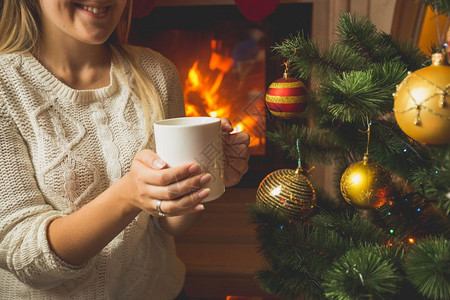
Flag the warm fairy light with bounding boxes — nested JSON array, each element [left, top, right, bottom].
[[387, 242, 394, 247], [408, 238, 415, 244]]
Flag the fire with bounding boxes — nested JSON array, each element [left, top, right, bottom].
[[184, 59, 231, 119], [188, 61, 200, 87], [183, 39, 266, 155]]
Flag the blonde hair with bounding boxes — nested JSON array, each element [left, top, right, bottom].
[[0, 0, 164, 130]]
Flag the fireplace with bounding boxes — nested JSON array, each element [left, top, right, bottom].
[[130, 2, 312, 187]]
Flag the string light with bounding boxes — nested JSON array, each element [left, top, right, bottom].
[[417, 208, 422, 212], [280, 225, 284, 230], [389, 229, 394, 234], [403, 148, 408, 153], [408, 238, 415, 244], [387, 211, 392, 216]]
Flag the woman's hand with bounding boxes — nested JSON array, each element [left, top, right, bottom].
[[220, 118, 250, 187], [124, 149, 211, 217]]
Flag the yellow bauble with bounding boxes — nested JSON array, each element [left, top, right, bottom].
[[340, 156, 391, 209], [256, 168, 316, 220], [393, 53, 450, 144]]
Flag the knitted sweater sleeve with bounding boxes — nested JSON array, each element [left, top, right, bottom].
[[0, 101, 94, 289]]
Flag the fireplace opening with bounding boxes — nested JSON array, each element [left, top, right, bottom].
[[130, 3, 312, 187]]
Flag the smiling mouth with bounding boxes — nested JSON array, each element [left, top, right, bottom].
[[75, 4, 110, 14]]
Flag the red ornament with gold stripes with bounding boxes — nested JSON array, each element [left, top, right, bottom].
[[265, 73, 308, 119]]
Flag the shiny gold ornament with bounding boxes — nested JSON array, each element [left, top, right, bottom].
[[393, 53, 450, 144], [256, 167, 316, 219], [340, 155, 391, 209]]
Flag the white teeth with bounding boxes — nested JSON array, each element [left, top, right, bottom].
[[82, 5, 107, 14]]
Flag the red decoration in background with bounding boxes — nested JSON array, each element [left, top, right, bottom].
[[132, 0, 156, 19], [234, 0, 280, 21]]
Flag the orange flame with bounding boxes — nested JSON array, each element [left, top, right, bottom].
[[184, 40, 265, 155]]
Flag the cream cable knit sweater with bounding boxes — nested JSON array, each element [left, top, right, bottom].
[[0, 46, 186, 299]]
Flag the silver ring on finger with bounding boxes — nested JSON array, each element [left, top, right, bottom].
[[156, 200, 166, 217]]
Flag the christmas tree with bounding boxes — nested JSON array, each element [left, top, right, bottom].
[[249, 2, 450, 300]]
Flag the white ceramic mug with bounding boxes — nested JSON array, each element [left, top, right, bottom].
[[153, 117, 225, 202]]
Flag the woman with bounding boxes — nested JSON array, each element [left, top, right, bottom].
[[0, 0, 250, 298]]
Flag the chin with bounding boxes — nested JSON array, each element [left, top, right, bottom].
[[77, 29, 116, 45], [79, 35, 113, 45]]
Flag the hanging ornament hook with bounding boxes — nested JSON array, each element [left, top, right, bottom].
[[296, 138, 302, 171], [295, 139, 315, 174], [358, 117, 371, 163], [283, 48, 296, 78], [283, 61, 290, 78]]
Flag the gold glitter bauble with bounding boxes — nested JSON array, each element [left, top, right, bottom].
[[393, 53, 450, 144], [340, 157, 391, 209], [256, 168, 316, 219]]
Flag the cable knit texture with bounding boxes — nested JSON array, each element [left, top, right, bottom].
[[0, 46, 186, 299]]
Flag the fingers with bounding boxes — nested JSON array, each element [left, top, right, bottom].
[[158, 188, 210, 216], [138, 173, 211, 217], [135, 150, 202, 186], [223, 132, 251, 160], [224, 155, 249, 187], [221, 131, 250, 187], [220, 118, 233, 133], [135, 149, 167, 169], [148, 173, 212, 200], [129, 149, 213, 217], [226, 154, 250, 169], [224, 131, 250, 145], [224, 144, 250, 159], [162, 203, 205, 217]]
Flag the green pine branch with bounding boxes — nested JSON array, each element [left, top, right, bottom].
[[405, 237, 450, 300], [266, 123, 351, 166], [318, 61, 408, 124], [420, 0, 450, 15], [323, 245, 403, 300], [252, 8, 449, 300], [272, 33, 368, 83], [336, 14, 399, 63]]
